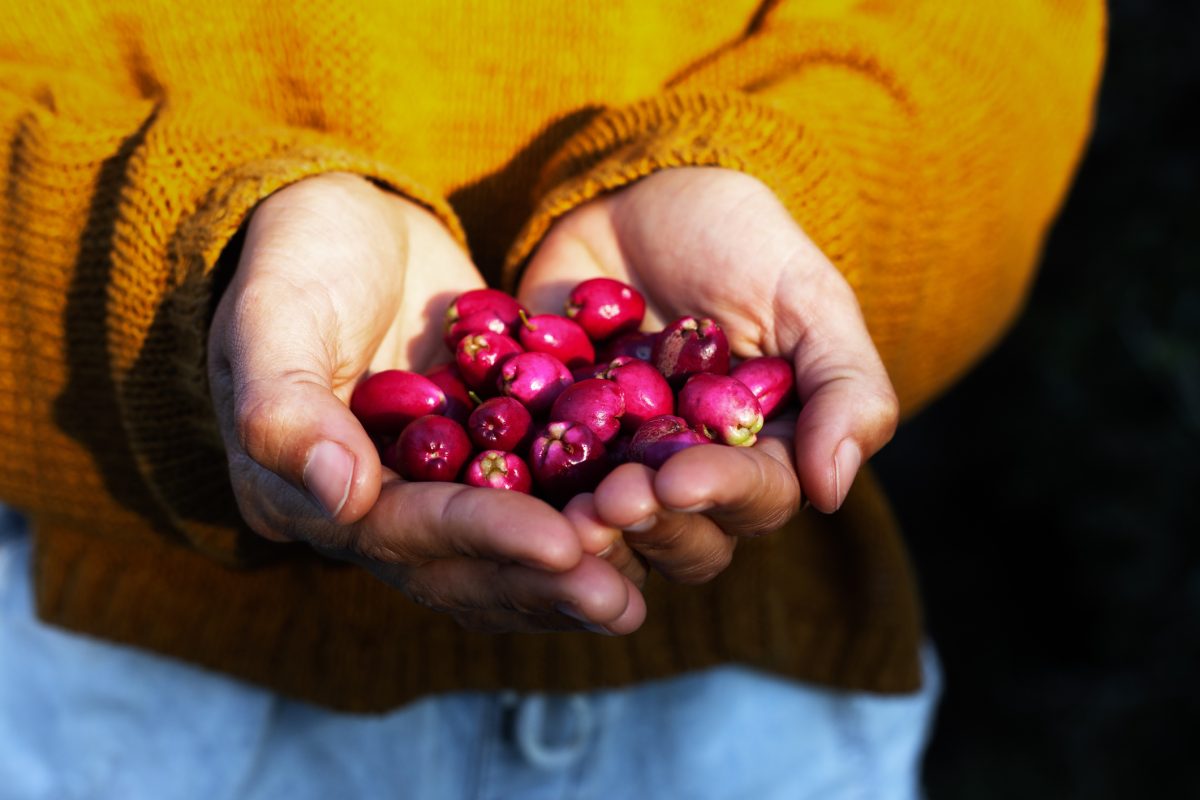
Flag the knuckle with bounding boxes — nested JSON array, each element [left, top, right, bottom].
[[669, 544, 734, 585], [234, 391, 289, 464]]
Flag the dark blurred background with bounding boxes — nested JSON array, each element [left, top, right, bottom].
[[872, 1, 1199, 796]]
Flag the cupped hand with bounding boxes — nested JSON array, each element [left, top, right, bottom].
[[207, 172, 644, 634], [517, 167, 898, 583]]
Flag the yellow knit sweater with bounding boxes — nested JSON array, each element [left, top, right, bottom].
[[0, 1, 1105, 711]]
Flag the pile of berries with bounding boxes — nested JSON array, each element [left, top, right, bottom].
[[349, 279, 796, 505]]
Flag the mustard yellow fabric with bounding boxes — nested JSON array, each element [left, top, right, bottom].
[[0, 1, 1105, 710]]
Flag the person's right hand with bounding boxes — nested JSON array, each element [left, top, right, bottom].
[[207, 172, 644, 634]]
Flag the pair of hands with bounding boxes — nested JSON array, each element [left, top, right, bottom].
[[206, 169, 898, 635]]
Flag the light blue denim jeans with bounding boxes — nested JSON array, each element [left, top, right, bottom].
[[0, 505, 940, 799]]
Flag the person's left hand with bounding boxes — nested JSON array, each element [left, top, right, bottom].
[[517, 167, 899, 584]]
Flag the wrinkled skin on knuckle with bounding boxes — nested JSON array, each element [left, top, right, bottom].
[[667, 540, 734, 585]]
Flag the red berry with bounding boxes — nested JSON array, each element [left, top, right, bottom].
[[497, 351, 573, 415], [463, 450, 533, 493], [548, 378, 625, 444], [598, 331, 657, 363], [423, 363, 474, 425], [455, 331, 523, 391], [595, 356, 674, 431], [444, 289, 525, 334], [349, 370, 447, 436], [467, 396, 533, 453], [528, 421, 608, 503], [729, 356, 796, 421], [677, 373, 764, 447], [652, 316, 731, 389], [385, 415, 472, 482], [517, 312, 595, 370], [628, 415, 712, 469], [565, 278, 646, 341], [443, 308, 511, 352]]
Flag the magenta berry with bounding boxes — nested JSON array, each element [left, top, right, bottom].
[[445, 288, 525, 334], [424, 363, 473, 424], [652, 316, 731, 388], [730, 356, 796, 421], [596, 356, 674, 431], [628, 415, 712, 470], [517, 312, 595, 370], [464, 450, 533, 493], [548, 378, 626, 444], [443, 307, 511, 351], [467, 396, 534, 453], [349, 370, 447, 436], [598, 331, 657, 363], [386, 415, 472, 482], [529, 421, 609, 502], [677, 373, 764, 447], [565, 278, 646, 341], [497, 351, 573, 415], [455, 331, 523, 391]]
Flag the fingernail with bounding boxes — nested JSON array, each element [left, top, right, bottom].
[[833, 439, 862, 511], [554, 602, 614, 636], [625, 515, 657, 533], [303, 441, 354, 518]]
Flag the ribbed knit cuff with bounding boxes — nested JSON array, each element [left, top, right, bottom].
[[503, 90, 862, 292]]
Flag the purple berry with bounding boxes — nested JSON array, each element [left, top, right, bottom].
[[464, 450, 533, 493], [529, 421, 609, 503], [628, 415, 711, 469], [730, 356, 796, 421], [349, 370, 447, 436], [677, 373, 764, 447], [565, 278, 646, 342], [517, 312, 595, 370], [595, 356, 674, 431], [385, 415, 472, 482], [444, 289, 525, 335], [497, 351, 573, 415], [652, 316, 731, 388], [467, 396, 534, 453], [443, 308, 511, 352], [548, 378, 625, 444], [455, 331, 523, 391], [598, 331, 657, 363], [424, 363, 473, 425]]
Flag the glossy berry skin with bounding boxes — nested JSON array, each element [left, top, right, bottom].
[[386, 415, 472, 482], [455, 331, 523, 391], [730, 356, 796, 421], [548, 378, 625, 444], [677, 373, 764, 447], [628, 415, 711, 470], [595, 356, 674, 431], [497, 351, 573, 415], [565, 278, 646, 342], [464, 450, 533, 493], [424, 363, 473, 425], [467, 396, 534, 453], [518, 312, 595, 370], [349, 370, 447, 436], [445, 289, 525, 335], [529, 421, 609, 503], [443, 308, 511, 351], [652, 316, 731, 388], [598, 331, 657, 364]]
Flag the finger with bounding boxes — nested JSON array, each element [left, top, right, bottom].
[[449, 577, 647, 635], [774, 261, 900, 514], [399, 554, 633, 627], [592, 463, 735, 585], [562, 493, 649, 587]]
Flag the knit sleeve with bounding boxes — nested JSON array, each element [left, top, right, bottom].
[[0, 63, 464, 564], [504, 1, 1107, 415]]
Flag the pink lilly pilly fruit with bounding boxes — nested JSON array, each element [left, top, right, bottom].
[[677, 373, 764, 447], [595, 356, 674, 431], [349, 370, 447, 436], [565, 277, 646, 342], [729, 356, 796, 421], [628, 414, 711, 469], [443, 307, 511, 351], [424, 363, 474, 425], [444, 288, 525, 336], [455, 331, 523, 391], [467, 396, 533, 453], [385, 415, 472, 482], [497, 351, 573, 415], [464, 450, 533, 493], [517, 311, 595, 370], [529, 421, 609, 503], [652, 316, 731, 389], [598, 331, 657, 363], [548, 377, 626, 444]]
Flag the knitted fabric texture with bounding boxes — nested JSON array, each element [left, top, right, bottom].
[[0, 0, 1105, 711]]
